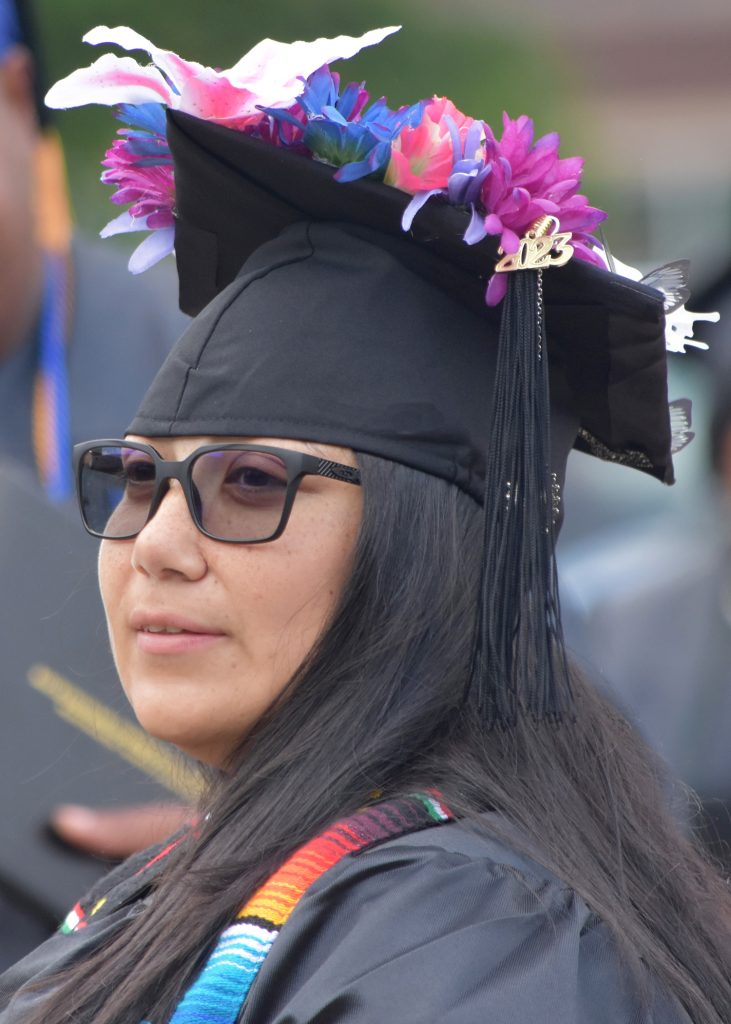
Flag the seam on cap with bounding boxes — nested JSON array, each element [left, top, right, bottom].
[[169, 227, 316, 429]]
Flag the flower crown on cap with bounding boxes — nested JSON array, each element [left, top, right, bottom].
[[46, 25, 717, 350]]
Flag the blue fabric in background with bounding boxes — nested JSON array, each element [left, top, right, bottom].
[[0, 0, 20, 57]]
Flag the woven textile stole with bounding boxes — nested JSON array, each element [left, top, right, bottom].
[[155, 793, 453, 1024]]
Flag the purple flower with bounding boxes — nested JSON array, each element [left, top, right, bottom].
[[401, 117, 487, 232]]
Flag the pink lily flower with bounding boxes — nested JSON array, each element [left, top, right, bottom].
[[45, 25, 400, 129]]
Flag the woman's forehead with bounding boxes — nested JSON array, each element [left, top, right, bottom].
[[125, 435, 357, 465]]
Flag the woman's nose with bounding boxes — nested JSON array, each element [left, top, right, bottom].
[[130, 480, 208, 581]]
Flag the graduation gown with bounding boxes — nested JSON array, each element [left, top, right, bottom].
[[0, 814, 690, 1024]]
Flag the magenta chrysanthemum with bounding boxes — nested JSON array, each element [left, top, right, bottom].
[[475, 114, 606, 304]]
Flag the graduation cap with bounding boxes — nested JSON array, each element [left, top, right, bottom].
[[47, 27, 680, 728], [0, 461, 197, 924]]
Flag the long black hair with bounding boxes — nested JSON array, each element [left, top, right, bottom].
[[26, 453, 731, 1023]]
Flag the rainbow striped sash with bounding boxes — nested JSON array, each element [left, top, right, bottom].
[[158, 793, 452, 1024]]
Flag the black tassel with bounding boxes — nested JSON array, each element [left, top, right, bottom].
[[475, 269, 572, 728]]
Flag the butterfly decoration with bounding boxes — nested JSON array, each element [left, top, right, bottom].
[[641, 260, 691, 314], [604, 253, 719, 354], [669, 398, 694, 454]]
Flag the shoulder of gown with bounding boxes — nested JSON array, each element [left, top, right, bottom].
[[240, 817, 690, 1024]]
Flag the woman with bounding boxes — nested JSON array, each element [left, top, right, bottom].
[[1, 24, 729, 1024]]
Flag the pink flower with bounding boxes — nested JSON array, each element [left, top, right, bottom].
[[101, 142, 174, 228], [384, 97, 473, 193]]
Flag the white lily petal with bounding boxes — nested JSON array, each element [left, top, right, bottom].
[[128, 227, 175, 274], [83, 25, 208, 97], [225, 26, 400, 101], [45, 53, 172, 109], [83, 24, 160, 54], [100, 210, 150, 238]]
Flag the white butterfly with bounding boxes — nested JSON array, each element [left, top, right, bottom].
[[604, 255, 720, 354], [669, 398, 694, 454]]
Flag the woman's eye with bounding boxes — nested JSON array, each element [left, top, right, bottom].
[[124, 459, 156, 485], [225, 467, 285, 490]]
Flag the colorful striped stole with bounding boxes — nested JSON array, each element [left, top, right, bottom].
[[155, 793, 452, 1024]]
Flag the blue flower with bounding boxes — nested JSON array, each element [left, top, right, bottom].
[[114, 103, 172, 166], [263, 66, 427, 182]]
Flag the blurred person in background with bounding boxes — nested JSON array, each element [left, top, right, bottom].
[[0, 0, 188, 969], [561, 342, 731, 864], [0, 0, 185, 492]]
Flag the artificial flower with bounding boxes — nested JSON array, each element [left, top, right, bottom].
[[477, 115, 605, 305], [45, 25, 400, 129], [266, 66, 426, 182], [47, 26, 611, 303], [385, 97, 473, 193], [97, 103, 176, 273], [46, 25, 400, 271]]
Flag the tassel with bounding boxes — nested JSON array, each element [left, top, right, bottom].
[[475, 268, 572, 727]]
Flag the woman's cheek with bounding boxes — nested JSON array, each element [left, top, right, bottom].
[[97, 540, 131, 669]]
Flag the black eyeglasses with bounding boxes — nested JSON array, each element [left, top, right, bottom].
[[73, 440, 362, 543]]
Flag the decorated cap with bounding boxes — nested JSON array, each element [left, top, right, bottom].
[[46, 26, 716, 727]]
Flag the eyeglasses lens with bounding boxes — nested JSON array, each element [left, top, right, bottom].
[[191, 449, 289, 541], [80, 446, 156, 538], [79, 446, 290, 541]]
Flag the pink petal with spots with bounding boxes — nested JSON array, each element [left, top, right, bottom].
[[45, 53, 172, 108], [83, 26, 207, 96], [176, 72, 259, 124]]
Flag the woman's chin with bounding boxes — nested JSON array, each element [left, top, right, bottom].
[[125, 691, 232, 766]]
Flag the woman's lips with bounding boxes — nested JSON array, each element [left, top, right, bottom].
[[136, 630, 226, 654], [131, 611, 227, 655]]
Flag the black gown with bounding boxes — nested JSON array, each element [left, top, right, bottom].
[[0, 816, 691, 1024]]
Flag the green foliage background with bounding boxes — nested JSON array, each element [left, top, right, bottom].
[[33, 0, 609, 244]]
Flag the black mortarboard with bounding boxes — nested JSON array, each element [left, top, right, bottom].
[[129, 110, 671, 727], [159, 111, 672, 486]]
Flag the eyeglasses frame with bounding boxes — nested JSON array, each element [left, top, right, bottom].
[[73, 439, 362, 544]]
